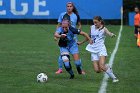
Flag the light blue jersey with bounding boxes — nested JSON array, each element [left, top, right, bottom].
[[58, 12, 78, 28], [56, 27, 80, 47], [56, 12, 81, 70], [56, 27, 81, 54]]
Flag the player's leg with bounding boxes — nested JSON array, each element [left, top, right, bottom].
[[137, 28, 140, 48], [55, 56, 63, 74], [93, 62, 100, 73], [91, 53, 101, 73], [70, 43, 85, 74], [72, 53, 83, 74], [60, 47, 74, 79], [134, 26, 138, 40], [99, 56, 119, 83], [61, 54, 74, 79]]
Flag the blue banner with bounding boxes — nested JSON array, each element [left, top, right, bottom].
[[0, 0, 122, 19], [129, 12, 135, 26]]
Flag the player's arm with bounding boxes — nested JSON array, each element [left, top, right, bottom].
[[54, 27, 61, 38], [54, 32, 66, 39], [69, 26, 92, 44], [54, 32, 61, 38], [77, 26, 92, 45], [54, 23, 62, 41], [54, 32, 68, 47], [79, 31, 93, 45], [77, 22, 81, 30], [104, 27, 116, 38], [56, 23, 61, 29], [55, 13, 63, 41]]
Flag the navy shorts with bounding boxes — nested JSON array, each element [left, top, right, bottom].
[[134, 26, 140, 34]]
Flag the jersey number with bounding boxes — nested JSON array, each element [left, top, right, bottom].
[[93, 38, 96, 43]]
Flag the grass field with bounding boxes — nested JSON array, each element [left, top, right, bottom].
[[0, 24, 139, 93]]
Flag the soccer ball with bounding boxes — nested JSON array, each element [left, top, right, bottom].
[[37, 73, 48, 83]]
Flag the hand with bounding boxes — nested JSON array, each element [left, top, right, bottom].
[[77, 42, 83, 45], [89, 39, 93, 44], [111, 33, 116, 38], [61, 34, 67, 38]]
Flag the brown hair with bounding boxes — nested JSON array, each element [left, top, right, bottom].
[[67, 2, 80, 23], [67, 2, 78, 15], [94, 16, 104, 25], [94, 16, 105, 30]]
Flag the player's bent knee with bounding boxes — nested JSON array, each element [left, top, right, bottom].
[[99, 65, 106, 71], [61, 55, 70, 62]]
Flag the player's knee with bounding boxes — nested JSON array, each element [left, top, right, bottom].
[[61, 55, 70, 62], [99, 65, 106, 71]]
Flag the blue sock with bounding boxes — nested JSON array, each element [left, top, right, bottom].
[[64, 62, 74, 75], [75, 59, 82, 74], [58, 56, 63, 69], [74, 59, 82, 68]]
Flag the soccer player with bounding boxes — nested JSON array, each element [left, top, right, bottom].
[[57, 2, 81, 29], [134, 6, 140, 47], [54, 20, 92, 79], [85, 16, 119, 83], [55, 2, 82, 74]]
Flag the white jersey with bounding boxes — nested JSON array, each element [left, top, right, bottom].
[[86, 25, 107, 53]]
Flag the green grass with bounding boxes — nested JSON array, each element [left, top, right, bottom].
[[107, 26, 140, 93], [0, 24, 139, 93]]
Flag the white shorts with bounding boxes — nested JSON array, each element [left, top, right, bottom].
[[91, 50, 107, 61]]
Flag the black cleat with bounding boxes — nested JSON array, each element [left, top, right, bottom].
[[69, 74, 74, 79]]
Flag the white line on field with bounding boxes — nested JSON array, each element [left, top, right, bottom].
[[98, 7, 123, 93]]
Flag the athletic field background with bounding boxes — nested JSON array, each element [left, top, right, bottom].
[[0, 24, 139, 93]]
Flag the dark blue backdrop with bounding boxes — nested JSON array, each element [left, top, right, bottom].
[[0, 0, 122, 19]]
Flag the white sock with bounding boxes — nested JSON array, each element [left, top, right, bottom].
[[105, 67, 116, 79]]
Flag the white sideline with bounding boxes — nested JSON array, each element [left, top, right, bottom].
[[98, 7, 123, 93]]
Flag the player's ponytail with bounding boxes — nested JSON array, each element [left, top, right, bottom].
[[101, 20, 105, 26], [72, 3, 81, 24], [72, 5, 78, 16]]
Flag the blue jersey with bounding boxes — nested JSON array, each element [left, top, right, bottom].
[[56, 26, 81, 47], [58, 12, 79, 28]]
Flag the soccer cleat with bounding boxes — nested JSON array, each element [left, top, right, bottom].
[[76, 66, 86, 75], [77, 69, 86, 75], [55, 69, 63, 74], [113, 78, 119, 83], [70, 74, 74, 79]]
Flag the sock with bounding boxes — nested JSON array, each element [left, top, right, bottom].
[[58, 56, 63, 69], [64, 62, 74, 75], [74, 59, 82, 74], [105, 67, 117, 79]]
